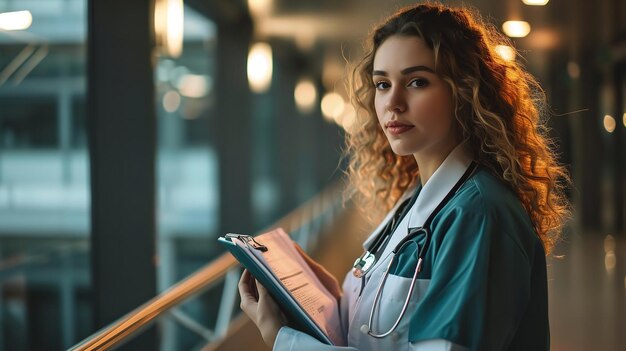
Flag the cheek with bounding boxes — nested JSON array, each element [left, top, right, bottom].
[[374, 95, 386, 124], [409, 90, 454, 127]]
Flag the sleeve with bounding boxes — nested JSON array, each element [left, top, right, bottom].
[[410, 339, 470, 350], [407, 202, 532, 351], [273, 327, 470, 351], [273, 327, 359, 351]]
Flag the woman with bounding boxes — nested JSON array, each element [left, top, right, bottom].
[[239, 3, 570, 350]]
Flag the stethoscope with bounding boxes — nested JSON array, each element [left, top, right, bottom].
[[354, 161, 478, 338]]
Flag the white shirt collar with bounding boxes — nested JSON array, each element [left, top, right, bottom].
[[361, 142, 473, 250], [407, 142, 473, 228]]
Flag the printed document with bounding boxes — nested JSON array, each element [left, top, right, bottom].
[[220, 228, 344, 345]]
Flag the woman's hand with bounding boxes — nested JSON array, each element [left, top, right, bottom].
[[294, 244, 342, 302], [238, 269, 287, 348]]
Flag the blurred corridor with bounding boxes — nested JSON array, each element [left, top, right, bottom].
[[0, 0, 625, 350], [547, 232, 626, 350]]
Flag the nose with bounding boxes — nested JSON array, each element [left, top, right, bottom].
[[385, 87, 406, 113]]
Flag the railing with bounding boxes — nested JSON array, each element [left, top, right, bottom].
[[68, 182, 348, 351]]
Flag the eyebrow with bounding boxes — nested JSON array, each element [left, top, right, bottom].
[[372, 65, 435, 76]]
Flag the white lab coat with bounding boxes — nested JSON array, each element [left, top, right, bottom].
[[273, 143, 549, 351], [274, 144, 472, 351]]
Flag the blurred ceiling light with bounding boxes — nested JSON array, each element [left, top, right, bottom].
[[247, 42, 273, 93], [177, 74, 210, 98], [603, 114, 616, 133], [334, 112, 344, 126], [522, 0, 549, 5], [294, 78, 317, 114], [622, 112, 626, 127], [604, 235, 616, 253], [605, 251, 616, 272], [502, 21, 531, 38], [567, 61, 580, 79], [163, 91, 181, 112], [154, 0, 184, 58], [0, 10, 32, 31], [248, 0, 273, 18], [495, 45, 515, 61], [321, 92, 345, 121]]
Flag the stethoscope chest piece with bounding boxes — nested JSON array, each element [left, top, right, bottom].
[[353, 251, 376, 278]]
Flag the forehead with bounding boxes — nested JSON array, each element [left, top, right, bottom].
[[373, 35, 435, 71]]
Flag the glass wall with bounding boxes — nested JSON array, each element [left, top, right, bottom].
[[0, 0, 90, 350]]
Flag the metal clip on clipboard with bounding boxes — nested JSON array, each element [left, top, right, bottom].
[[218, 228, 341, 345], [225, 233, 268, 252]]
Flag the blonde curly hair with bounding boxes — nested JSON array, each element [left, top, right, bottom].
[[344, 2, 570, 254]]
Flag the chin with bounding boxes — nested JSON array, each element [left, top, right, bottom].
[[388, 144, 416, 157]]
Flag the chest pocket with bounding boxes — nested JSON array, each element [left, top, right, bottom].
[[347, 254, 431, 351]]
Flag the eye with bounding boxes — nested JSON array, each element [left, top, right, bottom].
[[409, 78, 429, 88], [374, 81, 390, 90]]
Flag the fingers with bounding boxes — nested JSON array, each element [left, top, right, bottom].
[[256, 282, 278, 314], [257, 283, 286, 325], [256, 281, 270, 305], [238, 270, 259, 316], [238, 269, 255, 299], [238, 271, 285, 347]]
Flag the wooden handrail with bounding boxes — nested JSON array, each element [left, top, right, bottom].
[[69, 182, 346, 351], [70, 253, 236, 350]]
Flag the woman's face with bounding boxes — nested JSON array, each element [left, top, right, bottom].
[[372, 35, 456, 158]]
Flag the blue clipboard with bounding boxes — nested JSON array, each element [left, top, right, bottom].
[[218, 233, 335, 345]]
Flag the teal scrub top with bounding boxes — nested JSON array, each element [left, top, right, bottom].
[[389, 166, 550, 351]]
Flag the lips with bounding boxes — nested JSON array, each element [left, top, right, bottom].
[[385, 120, 414, 136]]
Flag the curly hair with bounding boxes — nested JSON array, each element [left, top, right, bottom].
[[344, 2, 570, 254]]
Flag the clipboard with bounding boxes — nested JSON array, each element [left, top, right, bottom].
[[218, 231, 337, 345]]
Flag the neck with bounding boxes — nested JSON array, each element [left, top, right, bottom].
[[414, 140, 462, 186]]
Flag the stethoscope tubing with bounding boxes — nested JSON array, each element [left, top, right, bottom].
[[360, 161, 478, 338], [366, 247, 425, 338]]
